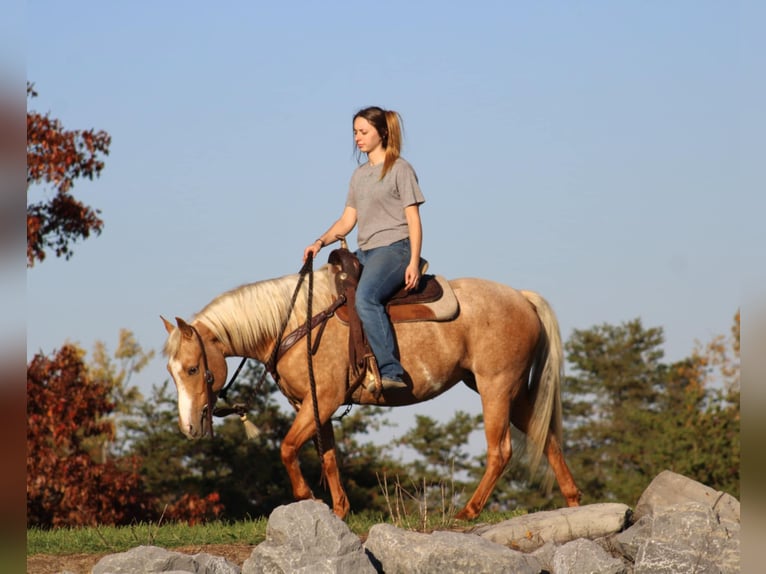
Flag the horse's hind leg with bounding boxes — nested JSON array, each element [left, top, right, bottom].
[[543, 431, 581, 507], [455, 379, 513, 521], [511, 395, 581, 507]]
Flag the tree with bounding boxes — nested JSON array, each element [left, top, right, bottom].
[[26, 82, 111, 266], [562, 319, 667, 502], [562, 315, 740, 505], [396, 412, 483, 482], [643, 311, 740, 497], [26, 344, 153, 527], [85, 329, 153, 461]]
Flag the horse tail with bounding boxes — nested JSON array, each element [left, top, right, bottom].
[[520, 290, 564, 478]]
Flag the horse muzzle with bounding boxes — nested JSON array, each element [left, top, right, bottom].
[[178, 406, 211, 439]]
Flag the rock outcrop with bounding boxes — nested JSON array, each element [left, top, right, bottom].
[[90, 470, 739, 573]]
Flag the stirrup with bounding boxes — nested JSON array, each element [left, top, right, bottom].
[[364, 357, 382, 394]]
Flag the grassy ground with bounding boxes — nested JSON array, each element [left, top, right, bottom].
[[28, 510, 517, 556], [27, 518, 269, 556], [27, 488, 527, 573]]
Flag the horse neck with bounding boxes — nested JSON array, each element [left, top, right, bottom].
[[198, 271, 329, 363], [197, 314, 279, 364]]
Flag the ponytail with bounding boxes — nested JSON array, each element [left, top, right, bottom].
[[381, 110, 402, 179]]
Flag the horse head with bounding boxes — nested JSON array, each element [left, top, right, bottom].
[[162, 316, 228, 439]]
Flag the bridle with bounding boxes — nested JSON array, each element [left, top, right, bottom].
[[189, 324, 218, 439]]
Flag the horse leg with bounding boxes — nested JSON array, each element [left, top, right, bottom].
[[511, 394, 581, 507], [543, 432, 581, 507], [280, 405, 318, 504], [280, 399, 352, 518], [456, 382, 513, 520], [317, 420, 350, 519]]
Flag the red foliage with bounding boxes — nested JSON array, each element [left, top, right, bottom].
[[26, 83, 111, 266], [27, 345, 154, 527], [164, 492, 225, 526]]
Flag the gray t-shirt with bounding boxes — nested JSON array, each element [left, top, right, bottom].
[[346, 157, 425, 251]]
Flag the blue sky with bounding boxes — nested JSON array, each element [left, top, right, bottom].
[[26, 1, 763, 444]]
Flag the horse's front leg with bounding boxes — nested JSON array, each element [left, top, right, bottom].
[[279, 399, 350, 519], [318, 421, 350, 518], [280, 404, 320, 504]]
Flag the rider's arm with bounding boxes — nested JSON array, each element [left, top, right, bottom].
[[403, 204, 422, 290], [303, 206, 357, 262]]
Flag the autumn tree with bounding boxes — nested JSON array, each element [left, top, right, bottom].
[[26, 82, 111, 266], [26, 344, 153, 527]]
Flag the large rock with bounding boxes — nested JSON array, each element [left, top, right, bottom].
[[470, 503, 631, 552], [625, 470, 740, 573], [363, 523, 543, 574], [242, 499, 375, 574], [619, 501, 740, 574], [92, 545, 240, 574], [634, 469, 740, 526]]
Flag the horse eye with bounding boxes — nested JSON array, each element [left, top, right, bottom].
[[188, 366, 199, 376]]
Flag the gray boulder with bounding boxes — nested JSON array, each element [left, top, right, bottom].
[[471, 503, 631, 552], [242, 499, 376, 574], [634, 469, 740, 526], [364, 523, 543, 574], [621, 470, 740, 573], [625, 501, 739, 574], [92, 545, 240, 574]]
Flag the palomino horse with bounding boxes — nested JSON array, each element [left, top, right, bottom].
[[162, 265, 580, 520]]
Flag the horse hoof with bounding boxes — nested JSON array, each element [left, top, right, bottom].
[[455, 507, 476, 521]]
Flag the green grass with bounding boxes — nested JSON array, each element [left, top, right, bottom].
[[27, 519, 268, 556], [28, 475, 530, 557], [27, 508, 525, 556]]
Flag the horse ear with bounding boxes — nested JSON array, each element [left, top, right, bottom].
[[175, 317, 195, 339], [161, 315, 175, 334]]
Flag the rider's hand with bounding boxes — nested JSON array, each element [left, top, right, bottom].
[[404, 262, 420, 291], [303, 240, 322, 263]]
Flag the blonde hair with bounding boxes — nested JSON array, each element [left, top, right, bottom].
[[354, 106, 404, 180]]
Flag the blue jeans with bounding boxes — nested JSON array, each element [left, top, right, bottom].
[[355, 239, 410, 380]]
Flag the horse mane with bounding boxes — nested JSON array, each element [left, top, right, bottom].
[[164, 267, 334, 358]]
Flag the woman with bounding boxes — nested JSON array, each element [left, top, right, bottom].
[[303, 106, 425, 391]]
